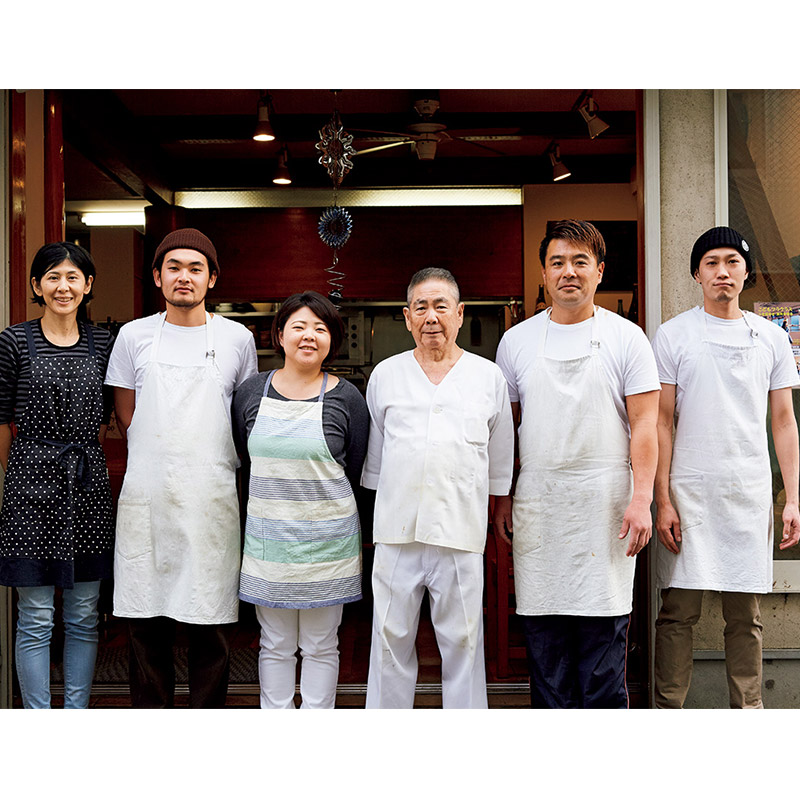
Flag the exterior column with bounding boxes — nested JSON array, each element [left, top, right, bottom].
[[658, 89, 717, 320]]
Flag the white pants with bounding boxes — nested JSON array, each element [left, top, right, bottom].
[[254, 604, 344, 709], [366, 541, 488, 709]]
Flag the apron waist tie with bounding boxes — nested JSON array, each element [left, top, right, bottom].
[[17, 434, 98, 490]]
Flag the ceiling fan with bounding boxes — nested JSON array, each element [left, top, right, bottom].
[[348, 92, 523, 161]]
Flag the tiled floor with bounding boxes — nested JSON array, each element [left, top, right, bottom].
[[19, 595, 530, 709], [11, 561, 532, 708]]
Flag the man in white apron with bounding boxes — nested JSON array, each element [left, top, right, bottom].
[[495, 220, 660, 708], [652, 226, 800, 708], [361, 268, 514, 708], [105, 228, 258, 707]]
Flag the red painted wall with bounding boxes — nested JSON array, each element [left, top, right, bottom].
[[145, 205, 523, 302]]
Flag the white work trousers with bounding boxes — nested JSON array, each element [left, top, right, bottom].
[[254, 604, 344, 709], [366, 541, 488, 709]]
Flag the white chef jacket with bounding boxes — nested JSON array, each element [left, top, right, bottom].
[[361, 349, 514, 554]]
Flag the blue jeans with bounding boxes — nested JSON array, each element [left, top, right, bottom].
[[15, 581, 102, 708]]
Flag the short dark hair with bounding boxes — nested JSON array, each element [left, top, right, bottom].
[[272, 291, 345, 366], [406, 267, 461, 305], [30, 242, 96, 307], [538, 220, 606, 267]]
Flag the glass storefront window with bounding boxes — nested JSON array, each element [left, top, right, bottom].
[[728, 89, 800, 569]]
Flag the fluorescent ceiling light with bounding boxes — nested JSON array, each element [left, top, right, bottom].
[[175, 188, 522, 208], [80, 211, 146, 227]]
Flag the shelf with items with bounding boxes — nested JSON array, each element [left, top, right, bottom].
[[212, 308, 276, 354], [213, 306, 368, 365]]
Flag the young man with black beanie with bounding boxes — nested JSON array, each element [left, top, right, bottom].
[[105, 228, 257, 707], [652, 225, 800, 708]]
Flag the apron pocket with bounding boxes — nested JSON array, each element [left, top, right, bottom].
[[115, 499, 153, 560], [669, 475, 704, 532], [512, 498, 543, 556]]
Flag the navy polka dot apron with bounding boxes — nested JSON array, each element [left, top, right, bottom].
[[0, 320, 114, 588]]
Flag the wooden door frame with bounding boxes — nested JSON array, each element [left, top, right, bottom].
[[0, 90, 66, 707]]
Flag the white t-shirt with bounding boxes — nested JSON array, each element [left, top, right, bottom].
[[496, 306, 661, 431], [361, 349, 514, 555], [652, 307, 800, 413], [105, 312, 258, 417]]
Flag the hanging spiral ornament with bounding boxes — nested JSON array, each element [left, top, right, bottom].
[[318, 205, 353, 305], [316, 95, 358, 305], [318, 205, 353, 249]]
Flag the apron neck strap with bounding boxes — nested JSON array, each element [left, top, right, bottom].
[[264, 370, 329, 402], [539, 306, 600, 357], [23, 319, 93, 357], [84, 322, 96, 356], [23, 320, 38, 359], [701, 307, 758, 340], [264, 369, 277, 396], [151, 311, 214, 363]]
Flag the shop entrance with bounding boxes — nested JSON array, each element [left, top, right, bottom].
[[2, 89, 648, 708]]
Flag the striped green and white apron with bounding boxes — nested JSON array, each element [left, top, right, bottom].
[[238, 370, 362, 609]]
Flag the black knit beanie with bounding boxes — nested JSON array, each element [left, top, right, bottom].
[[690, 226, 751, 278], [152, 228, 220, 275]]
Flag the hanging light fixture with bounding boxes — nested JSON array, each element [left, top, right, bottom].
[[272, 146, 291, 185], [577, 92, 610, 139], [547, 142, 571, 182], [253, 92, 276, 142]]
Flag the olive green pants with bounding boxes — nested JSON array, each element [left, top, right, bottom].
[[654, 588, 764, 709]]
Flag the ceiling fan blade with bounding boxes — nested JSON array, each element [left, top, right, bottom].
[[451, 137, 509, 156], [348, 128, 418, 139], [354, 141, 414, 156], [459, 134, 523, 142]]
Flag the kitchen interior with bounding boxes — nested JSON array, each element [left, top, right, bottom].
[[27, 89, 645, 705]]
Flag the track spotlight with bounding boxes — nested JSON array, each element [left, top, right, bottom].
[[548, 143, 571, 182], [253, 92, 276, 142], [577, 93, 610, 139], [272, 147, 291, 185]]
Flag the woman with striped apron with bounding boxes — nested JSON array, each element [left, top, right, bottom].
[[234, 292, 367, 708]]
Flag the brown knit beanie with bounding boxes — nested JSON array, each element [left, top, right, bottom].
[[152, 228, 220, 275]]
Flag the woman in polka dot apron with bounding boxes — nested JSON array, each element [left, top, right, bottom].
[[0, 243, 115, 708], [232, 292, 368, 708]]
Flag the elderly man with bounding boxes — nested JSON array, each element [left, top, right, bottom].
[[494, 219, 660, 708], [653, 226, 800, 708], [105, 228, 257, 708], [361, 267, 513, 708]]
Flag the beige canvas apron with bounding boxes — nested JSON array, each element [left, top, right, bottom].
[[512, 309, 635, 616], [113, 312, 241, 624]]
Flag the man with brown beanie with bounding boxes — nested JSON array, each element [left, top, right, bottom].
[[653, 225, 800, 708], [105, 228, 257, 707]]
